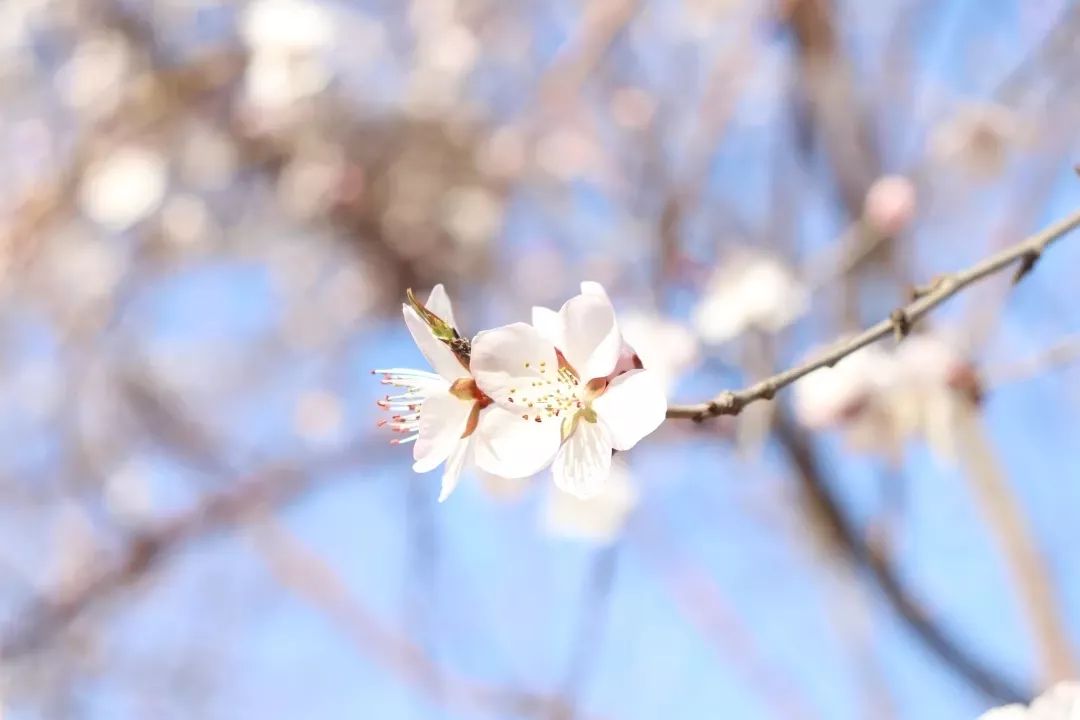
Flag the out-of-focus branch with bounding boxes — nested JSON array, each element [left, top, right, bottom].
[[252, 521, 601, 720], [667, 206, 1080, 420], [0, 445, 363, 661], [952, 404, 1078, 684], [771, 411, 1028, 703], [784, 0, 880, 220]]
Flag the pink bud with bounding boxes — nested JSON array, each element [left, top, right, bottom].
[[863, 175, 917, 236]]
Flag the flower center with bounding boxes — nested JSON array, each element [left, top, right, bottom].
[[506, 357, 610, 437]]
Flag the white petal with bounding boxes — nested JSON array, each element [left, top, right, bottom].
[[579, 281, 609, 298], [413, 389, 473, 473], [592, 369, 667, 451], [472, 405, 561, 479], [531, 305, 561, 345], [557, 293, 621, 381], [425, 283, 457, 329], [552, 418, 613, 499], [437, 437, 471, 502], [470, 322, 558, 408], [403, 304, 467, 382]]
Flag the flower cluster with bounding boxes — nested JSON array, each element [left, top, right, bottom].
[[374, 282, 668, 502], [792, 332, 982, 460]]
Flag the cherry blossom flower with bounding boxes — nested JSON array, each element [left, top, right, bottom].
[[472, 286, 667, 499], [692, 251, 808, 345], [979, 681, 1080, 720], [375, 285, 515, 502]]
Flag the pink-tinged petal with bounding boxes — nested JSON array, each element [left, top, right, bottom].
[[413, 389, 474, 473], [425, 283, 457, 329], [552, 418, 613, 499], [437, 437, 471, 502], [403, 304, 467, 382], [470, 322, 558, 409], [592, 369, 667, 451], [472, 405, 561, 479], [557, 293, 621, 381], [531, 305, 561, 345]]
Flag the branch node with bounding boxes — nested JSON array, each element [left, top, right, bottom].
[[889, 308, 910, 341], [1012, 248, 1041, 285], [909, 275, 943, 300]]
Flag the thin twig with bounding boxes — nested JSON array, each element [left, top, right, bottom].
[[667, 207, 1080, 420]]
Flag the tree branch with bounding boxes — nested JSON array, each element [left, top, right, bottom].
[[667, 207, 1080, 421], [771, 411, 1028, 703]]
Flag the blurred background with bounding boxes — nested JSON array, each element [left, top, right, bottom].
[[1, 0, 1079, 717]]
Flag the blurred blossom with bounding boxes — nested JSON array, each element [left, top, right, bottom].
[[792, 343, 893, 431], [78, 147, 168, 230], [979, 681, 1080, 719], [104, 458, 154, 525], [863, 174, 917, 237], [416, 23, 478, 79], [278, 151, 345, 219], [161, 194, 212, 248], [931, 103, 1031, 179], [241, 0, 335, 112], [55, 32, 131, 117], [536, 127, 599, 181], [619, 312, 700, 392], [793, 333, 980, 461], [293, 389, 345, 445], [542, 456, 638, 543], [692, 251, 808, 345], [441, 185, 503, 249], [241, 0, 334, 55]]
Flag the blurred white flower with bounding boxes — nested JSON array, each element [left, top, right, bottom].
[[863, 174, 917, 237], [78, 147, 167, 230], [693, 251, 808, 344], [542, 456, 638, 543], [979, 682, 1080, 720], [792, 333, 980, 461], [241, 0, 333, 53], [792, 343, 894, 431], [441, 185, 503, 249], [241, 0, 335, 111], [619, 312, 700, 392], [55, 32, 131, 116]]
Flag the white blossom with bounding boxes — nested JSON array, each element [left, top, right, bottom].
[[472, 285, 667, 499], [78, 147, 167, 230], [792, 333, 980, 460], [693, 251, 808, 345]]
